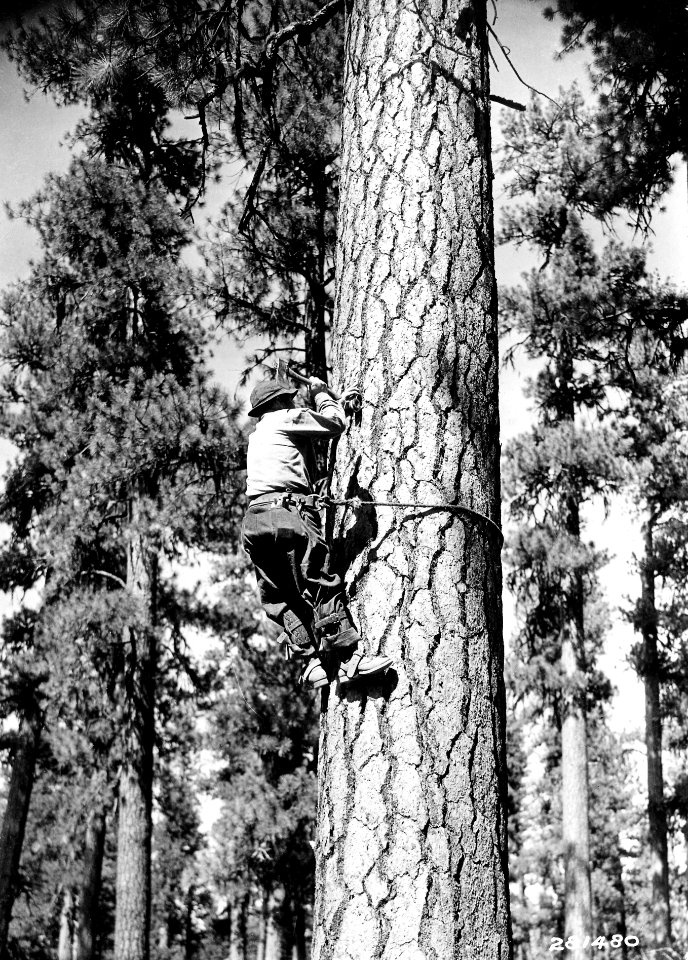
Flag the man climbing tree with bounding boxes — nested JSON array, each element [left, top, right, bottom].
[[242, 375, 392, 689]]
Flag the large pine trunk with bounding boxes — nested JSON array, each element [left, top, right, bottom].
[[313, 2, 509, 958], [114, 504, 157, 960], [640, 520, 671, 947], [0, 701, 42, 950], [75, 805, 107, 960]]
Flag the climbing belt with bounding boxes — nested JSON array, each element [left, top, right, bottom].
[[316, 494, 505, 549]]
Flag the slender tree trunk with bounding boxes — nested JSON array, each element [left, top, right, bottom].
[[114, 497, 157, 960], [279, 894, 295, 960], [265, 891, 280, 960], [612, 850, 628, 960], [58, 887, 75, 960], [560, 615, 592, 956], [556, 334, 592, 959], [314, 2, 509, 958], [293, 901, 306, 960], [75, 805, 106, 960], [305, 171, 329, 381], [229, 894, 249, 960], [258, 886, 270, 960], [640, 519, 671, 947], [229, 901, 239, 960], [239, 892, 249, 960], [0, 700, 42, 951], [682, 820, 688, 944], [184, 884, 195, 960]]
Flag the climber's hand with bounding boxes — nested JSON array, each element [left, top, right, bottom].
[[340, 386, 363, 414]]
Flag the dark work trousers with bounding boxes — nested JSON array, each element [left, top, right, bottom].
[[241, 500, 360, 660]]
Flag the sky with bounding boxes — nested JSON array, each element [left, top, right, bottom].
[[1, 0, 687, 741]]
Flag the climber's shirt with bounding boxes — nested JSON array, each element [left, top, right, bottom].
[[246, 394, 346, 499]]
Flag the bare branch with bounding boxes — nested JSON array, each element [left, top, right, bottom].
[[264, 0, 344, 62], [87, 569, 127, 589], [491, 94, 526, 112], [487, 22, 558, 107], [238, 145, 270, 234]]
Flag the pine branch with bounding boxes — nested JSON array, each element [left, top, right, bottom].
[[86, 570, 127, 589], [185, 0, 344, 211], [238, 145, 270, 234]]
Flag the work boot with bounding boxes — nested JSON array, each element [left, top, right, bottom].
[[337, 649, 393, 686]]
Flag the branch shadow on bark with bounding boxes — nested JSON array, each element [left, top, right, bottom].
[[327, 456, 375, 577]]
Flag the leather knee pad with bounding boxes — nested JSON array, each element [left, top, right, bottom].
[[314, 610, 360, 652]]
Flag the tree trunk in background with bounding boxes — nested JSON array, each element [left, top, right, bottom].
[[304, 170, 329, 382], [264, 891, 280, 960], [559, 316, 592, 960], [314, 2, 509, 958], [258, 886, 270, 960], [229, 894, 249, 960], [0, 700, 42, 952], [228, 901, 240, 960], [611, 847, 628, 960], [560, 618, 592, 957], [239, 893, 249, 960], [279, 894, 295, 960], [184, 884, 195, 960], [683, 822, 688, 925], [75, 805, 106, 960], [293, 901, 306, 960], [114, 500, 157, 960], [58, 887, 75, 960], [640, 519, 672, 947]]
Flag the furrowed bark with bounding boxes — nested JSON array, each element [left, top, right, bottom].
[[114, 502, 156, 960], [314, 2, 509, 958], [640, 520, 671, 948], [0, 700, 42, 951]]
